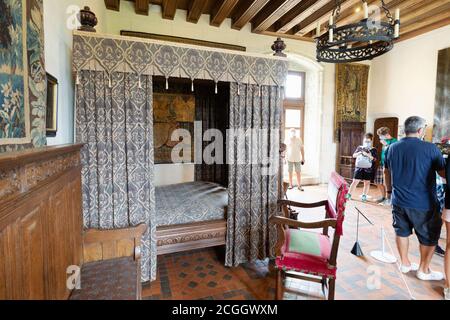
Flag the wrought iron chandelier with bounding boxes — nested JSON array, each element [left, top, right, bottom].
[[316, 0, 400, 63]]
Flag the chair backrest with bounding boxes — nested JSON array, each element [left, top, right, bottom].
[[82, 224, 147, 263], [326, 172, 349, 236]]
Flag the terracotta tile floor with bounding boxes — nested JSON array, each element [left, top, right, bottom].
[[142, 185, 448, 300]]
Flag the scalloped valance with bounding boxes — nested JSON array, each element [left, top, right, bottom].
[[72, 32, 288, 89]]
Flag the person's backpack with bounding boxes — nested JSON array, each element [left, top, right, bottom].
[[355, 148, 373, 169]]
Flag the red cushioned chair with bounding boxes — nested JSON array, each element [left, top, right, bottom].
[[271, 172, 349, 300]]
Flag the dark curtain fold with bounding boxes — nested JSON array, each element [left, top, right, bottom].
[[225, 83, 282, 267], [75, 70, 156, 282], [194, 85, 229, 187]]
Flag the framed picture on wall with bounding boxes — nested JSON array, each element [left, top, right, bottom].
[[46, 73, 58, 137]]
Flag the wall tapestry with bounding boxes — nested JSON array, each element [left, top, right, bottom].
[[72, 32, 288, 90], [0, 0, 47, 152], [433, 47, 450, 143], [334, 63, 369, 141], [154, 93, 195, 164]]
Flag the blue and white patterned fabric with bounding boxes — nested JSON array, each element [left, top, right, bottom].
[[155, 181, 228, 227], [76, 71, 155, 282], [72, 33, 289, 88]]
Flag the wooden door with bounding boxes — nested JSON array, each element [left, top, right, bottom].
[[337, 122, 366, 180], [373, 117, 399, 166]]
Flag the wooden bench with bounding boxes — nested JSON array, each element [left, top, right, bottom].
[[69, 224, 146, 300]]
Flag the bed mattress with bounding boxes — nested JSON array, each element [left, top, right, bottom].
[[155, 181, 228, 227]]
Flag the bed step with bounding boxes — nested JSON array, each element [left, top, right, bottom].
[[156, 220, 227, 255]]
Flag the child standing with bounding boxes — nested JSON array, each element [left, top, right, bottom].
[[375, 127, 397, 205], [347, 133, 378, 202]]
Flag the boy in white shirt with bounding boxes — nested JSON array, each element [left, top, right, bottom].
[[287, 129, 305, 191]]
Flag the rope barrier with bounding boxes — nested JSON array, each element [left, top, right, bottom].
[[381, 229, 416, 300], [353, 206, 416, 299]]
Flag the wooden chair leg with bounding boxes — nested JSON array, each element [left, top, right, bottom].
[[328, 278, 335, 300], [275, 269, 283, 300], [321, 277, 328, 296]]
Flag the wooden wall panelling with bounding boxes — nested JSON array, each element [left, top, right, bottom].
[[45, 179, 79, 300], [18, 207, 46, 300], [0, 144, 84, 300]]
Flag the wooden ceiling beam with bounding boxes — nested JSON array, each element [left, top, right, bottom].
[[162, 0, 177, 19], [210, 0, 240, 27], [343, 0, 450, 38], [399, 16, 450, 42], [333, 0, 379, 28], [231, 0, 270, 30], [327, 0, 416, 34], [352, 1, 450, 46], [104, 0, 450, 44], [398, 0, 450, 26], [252, 0, 303, 33], [275, 0, 329, 34], [400, 2, 450, 34], [105, 0, 120, 11], [135, 0, 150, 15], [187, 0, 208, 23], [294, 0, 361, 36]]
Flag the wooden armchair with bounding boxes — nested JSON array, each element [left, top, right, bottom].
[[270, 172, 349, 300]]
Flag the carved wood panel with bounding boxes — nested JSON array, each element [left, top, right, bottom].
[[18, 208, 46, 299], [0, 145, 83, 300]]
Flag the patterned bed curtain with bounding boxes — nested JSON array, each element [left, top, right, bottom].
[[194, 84, 229, 186], [225, 83, 282, 267], [75, 70, 156, 282]]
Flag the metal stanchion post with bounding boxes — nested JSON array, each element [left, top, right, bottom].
[[370, 227, 397, 264]]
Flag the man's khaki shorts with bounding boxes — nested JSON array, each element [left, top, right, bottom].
[[288, 161, 301, 173]]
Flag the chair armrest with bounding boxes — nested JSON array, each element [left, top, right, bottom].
[[278, 199, 328, 209], [270, 216, 337, 230]]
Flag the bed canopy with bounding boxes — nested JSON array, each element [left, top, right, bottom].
[[73, 32, 288, 91], [73, 31, 289, 282]]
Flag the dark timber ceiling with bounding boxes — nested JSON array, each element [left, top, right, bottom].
[[104, 0, 450, 42]]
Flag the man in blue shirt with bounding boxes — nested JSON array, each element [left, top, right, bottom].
[[385, 116, 446, 281]]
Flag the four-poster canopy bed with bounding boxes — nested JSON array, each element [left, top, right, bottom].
[[72, 31, 289, 282]]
